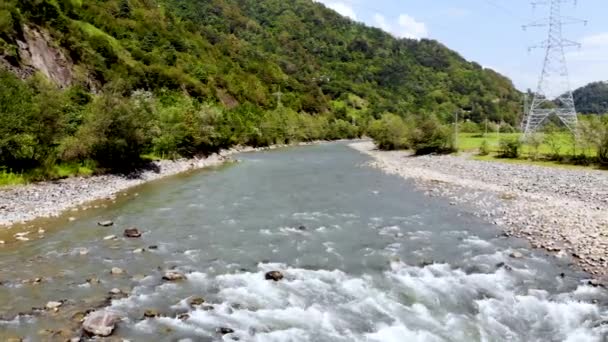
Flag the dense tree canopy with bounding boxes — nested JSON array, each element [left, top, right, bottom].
[[0, 0, 524, 178], [573, 81, 608, 114]]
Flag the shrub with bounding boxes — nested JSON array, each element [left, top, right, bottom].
[[409, 115, 455, 155], [523, 133, 544, 160], [478, 140, 490, 156], [498, 138, 522, 158], [367, 113, 410, 151]]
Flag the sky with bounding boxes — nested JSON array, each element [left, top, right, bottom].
[[314, 0, 608, 92]]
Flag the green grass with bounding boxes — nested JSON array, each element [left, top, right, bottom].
[[0, 169, 26, 186], [457, 132, 596, 157], [458, 132, 602, 169], [0, 161, 96, 187]]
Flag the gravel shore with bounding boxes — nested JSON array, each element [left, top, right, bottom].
[[350, 141, 608, 283], [0, 144, 302, 227]]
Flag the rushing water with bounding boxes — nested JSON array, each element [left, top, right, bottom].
[[0, 142, 607, 341]]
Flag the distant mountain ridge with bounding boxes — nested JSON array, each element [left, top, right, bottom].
[[573, 81, 608, 114], [0, 0, 522, 124]]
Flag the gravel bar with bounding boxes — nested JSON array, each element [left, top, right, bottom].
[[351, 141, 608, 283], [0, 144, 308, 227]]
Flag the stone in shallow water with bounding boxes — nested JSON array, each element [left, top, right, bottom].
[[110, 267, 124, 275], [82, 310, 120, 337], [189, 297, 205, 307], [509, 251, 524, 259], [162, 271, 186, 281], [217, 327, 235, 335], [124, 228, 142, 238], [46, 301, 62, 310], [103, 235, 117, 241], [98, 221, 114, 227], [143, 309, 159, 318], [265, 271, 284, 282]]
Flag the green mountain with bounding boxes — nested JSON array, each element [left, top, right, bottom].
[[573, 81, 608, 114], [0, 0, 522, 175]]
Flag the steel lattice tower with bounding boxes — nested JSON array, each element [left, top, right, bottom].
[[522, 0, 585, 135]]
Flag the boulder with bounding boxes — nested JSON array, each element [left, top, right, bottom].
[[124, 228, 142, 238], [297, 225, 307, 231], [98, 221, 114, 227], [509, 251, 524, 259], [217, 327, 235, 335], [162, 271, 186, 281], [82, 310, 120, 337], [189, 297, 205, 307], [45, 301, 63, 310], [110, 267, 124, 275], [265, 271, 284, 282], [177, 313, 190, 321], [143, 309, 159, 318]]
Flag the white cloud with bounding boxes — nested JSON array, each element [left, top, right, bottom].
[[371, 13, 428, 40], [566, 32, 608, 88], [397, 14, 428, 39], [373, 14, 390, 32], [315, 1, 357, 20]]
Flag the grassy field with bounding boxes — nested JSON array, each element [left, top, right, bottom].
[[457, 132, 602, 169]]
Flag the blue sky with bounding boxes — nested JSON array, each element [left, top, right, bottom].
[[315, 0, 608, 91]]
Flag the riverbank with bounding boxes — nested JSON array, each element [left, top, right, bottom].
[[0, 143, 313, 228], [350, 141, 608, 283]]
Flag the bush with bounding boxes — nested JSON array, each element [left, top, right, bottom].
[[498, 138, 522, 158], [523, 133, 543, 160], [409, 115, 455, 155], [367, 113, 410, 150], [478, 140, 490, 156]]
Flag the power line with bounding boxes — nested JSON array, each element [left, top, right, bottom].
[[522, 0, 585, 135]]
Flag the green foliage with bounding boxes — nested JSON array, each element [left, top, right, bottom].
[[523, 133, 544, 160], [498, 138, 522, 159], [368, 114, 410, 151], [573, 81, 608, 114], [409, 115, 456, 155], [478, 140, 490, 156]]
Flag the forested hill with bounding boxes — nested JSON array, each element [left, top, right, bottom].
[[1, 0, 521, 120], [573, 81, 608, 114], [0, 0, 522, 177]]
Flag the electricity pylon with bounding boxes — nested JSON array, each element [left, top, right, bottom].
[[522, 0, 585, 136]]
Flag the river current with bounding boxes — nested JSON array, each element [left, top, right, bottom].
[[1, 142, 607, 341]]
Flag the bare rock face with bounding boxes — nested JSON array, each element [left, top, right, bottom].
[[17, 26, 73, 87], [265, 271, 284, 282], [82, 310, 120, 337]]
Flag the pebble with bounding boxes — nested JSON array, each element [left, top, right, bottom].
[[110, 267, 124, 275], [46, 301, 62, 310], [1, 152, 239, 227], [352, 141, 608, 281], [103, 235, 117, 240]]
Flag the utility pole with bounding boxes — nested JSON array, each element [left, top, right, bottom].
[[522, 0, 585, 136], [272, 87, 284, 109], [454, 109, 459, 149]]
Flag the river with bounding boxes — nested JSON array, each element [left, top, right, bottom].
[[1, 142, 607, 341]]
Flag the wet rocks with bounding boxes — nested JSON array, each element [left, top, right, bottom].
[[82, 310, 120, 337], [217, 327, 235, 335], [162, 271, 186, 281], [509, 251, 524, 259], [265, 271, 284, 282], [350, 141, 608, 282], [177, 313, 190, 321], [98, 221, 114, 227], [103, 235, 117, 241], [123, 228, 142, 238], [45, 301, 63, 310], [143, 309, 159, 318], [188, 297, 205, 307], [110, 267, 124, 275]]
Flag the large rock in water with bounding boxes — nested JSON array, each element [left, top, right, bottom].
[[82, 310, 120, 337], [265, 271, 284, 282], [98, 221, 114, 227], [123, 228, 142, 238], [162, 271, 186, 281]]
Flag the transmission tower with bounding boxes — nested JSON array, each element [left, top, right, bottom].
[[522, 0, 585, 136]]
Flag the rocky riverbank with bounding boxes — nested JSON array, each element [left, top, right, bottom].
[[0, 143, 312, 227], [350, 141, 608, 283]]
